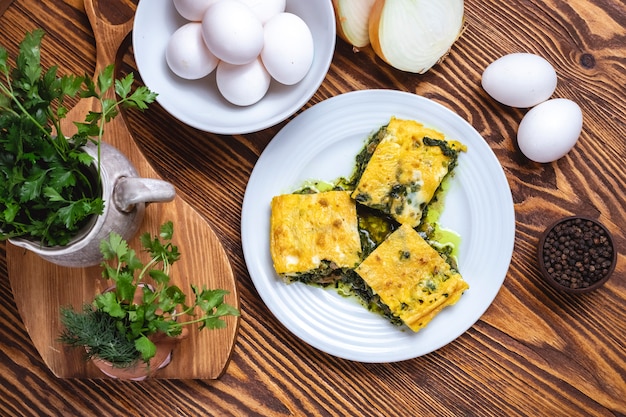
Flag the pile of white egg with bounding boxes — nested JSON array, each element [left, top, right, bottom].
[[166, 0, 314, 106], [481, 53, 583, 163]]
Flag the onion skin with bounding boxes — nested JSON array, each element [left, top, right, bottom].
[[368, 0, 385, 58], [369, 0, 465, 74], [332, 0, 376, 48]]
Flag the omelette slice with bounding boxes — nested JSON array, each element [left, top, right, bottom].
[[354, 223, 468, 332], [270, 191, 361, 283], [351, 117, 466, 228]]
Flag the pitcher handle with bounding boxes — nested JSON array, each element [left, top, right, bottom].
[[114, 177, 176, 213]]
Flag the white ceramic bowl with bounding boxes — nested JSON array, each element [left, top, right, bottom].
[[133, 0, 336, 134]]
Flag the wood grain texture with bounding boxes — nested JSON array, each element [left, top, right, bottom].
[[0, 0, 624, 415]]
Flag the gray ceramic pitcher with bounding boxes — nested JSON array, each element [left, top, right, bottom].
[[9, 142, 176, 267]]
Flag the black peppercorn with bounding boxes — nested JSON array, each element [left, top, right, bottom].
[[538, 216, 616, 293]]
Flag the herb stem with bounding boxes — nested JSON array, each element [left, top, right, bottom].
[[4, 86, 55, 140]]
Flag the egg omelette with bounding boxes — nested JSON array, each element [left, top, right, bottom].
[[270, 190, 361, 279], [351, 117, 466, 228], [355, 223, 469, 332]]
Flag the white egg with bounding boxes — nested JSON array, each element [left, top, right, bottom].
[[517, 98, 583, 163], [216, 58, 271, 106], [201, 0, 264, 65], [239, 0, 286, 23], [166, 22, 219, 80], [482, 53, 557, 108], [261, 13, 314, 86], [173, 0, 219, 21]]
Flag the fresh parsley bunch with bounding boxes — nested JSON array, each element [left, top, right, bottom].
[[0, 29, 157, 246], [60, 221, 240, 366]]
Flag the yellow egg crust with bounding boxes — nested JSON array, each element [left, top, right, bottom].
[[270, 191, 361, 276]]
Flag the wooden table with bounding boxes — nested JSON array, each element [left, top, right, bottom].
[[0, 0, 624, 415]]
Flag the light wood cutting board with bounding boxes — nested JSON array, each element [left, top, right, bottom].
[[6, 0, 240, 379]]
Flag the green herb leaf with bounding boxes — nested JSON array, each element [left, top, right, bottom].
[[43, 187, 64, 202], [134, 335, 156, 362], [159, 221, 174, 240], [20, 175, 46, 202], [201, 316, 227, 330], [114, 271, 136, 302], [80, 75, 97, 99], [196, 287, 229, 311], [114, 73, 133, 99], [101, 97, 119, 122], [17, 29, 44, 85], [97, 64, 115, 97], [0, 46, 9, 72], [164, 285, 186, 306], [129, 305, 146, 333], [148, 269, 170, 285], [216, 303, 241, 317], [94, 291, 125, 318], [164, 322, 183, 337], [125, 86, 158, 110], [100, 232, 128, 261], [2, 203, 18, 223]]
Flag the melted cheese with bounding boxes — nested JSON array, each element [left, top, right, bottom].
[[270, 191, 361, 275], [355, 224, 469, 332], [351, 117, 466, 227]]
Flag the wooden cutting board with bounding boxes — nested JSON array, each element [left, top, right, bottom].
[[6, 0, 240, 379]]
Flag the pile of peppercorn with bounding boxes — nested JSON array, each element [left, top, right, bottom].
[[539, 217, 615, 291]]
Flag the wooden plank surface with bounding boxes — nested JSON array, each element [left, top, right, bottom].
[[0, 0, 624, 415]]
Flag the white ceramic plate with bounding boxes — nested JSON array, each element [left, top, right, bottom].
[[241, 90, 515, 362], [132, 0, 336, 134]]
